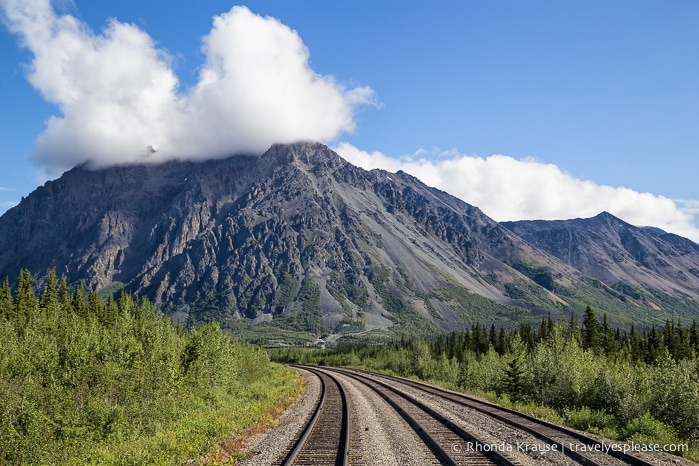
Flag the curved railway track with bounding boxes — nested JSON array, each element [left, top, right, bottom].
[[329, 366, 655, 466], [280, 366, 661, 465], [332, 367, 517, 465], [280, 367, 350, 466]]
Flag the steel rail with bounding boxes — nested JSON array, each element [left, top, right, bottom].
[[282, 366, 350, 466], [326, 366, 518, 466], [339, 366, 655, 466]]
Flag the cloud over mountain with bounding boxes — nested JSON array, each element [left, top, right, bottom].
[[0, 0, 375, 176], [334, 142, 699, 243]]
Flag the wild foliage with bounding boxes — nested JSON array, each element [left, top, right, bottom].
[[272, 306, 699, 459], [0, 270, 299, 465]]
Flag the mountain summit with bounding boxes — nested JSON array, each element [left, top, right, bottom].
[[1, 143, 697, 339], [502, 213, 699, 302]]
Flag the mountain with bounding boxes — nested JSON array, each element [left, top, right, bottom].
[[0, 143, 697, 341], [502, 213, 699, 308]]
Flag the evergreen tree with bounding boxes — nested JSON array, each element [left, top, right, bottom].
[[601, 313, 619, 356], [459, 329, 471, 358], [646, 326, 664, 363], [672, 320, 691, 360], [504, 355, 525, 402], [539, 315, 550, 341], [496, 327, 508, 355], [503, 334, 527, 402], [0, 278, 13, 318], [518, 323, 535, 348], [547, 312, 554, 338], [117, 290, 135, 316], [87, 289, 103, 321], [488, 324, 498, 350], [447, 331, 457, 360], [567, 311, 581, 343], [629, 324, 643, 362], [472, 323, 488, 354], [105, 294, 119, 327], [58, 276, 71, 307], [40, 270, 60, 322], [690, 320, 699, 354], [663, 320, 678, 358], [582, 306, 601, 352], [433, 334, 445, 357], [71, 284, 87, 317], [14, 269, 37, 325]]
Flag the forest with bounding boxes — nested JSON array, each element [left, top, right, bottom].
[[0, 270, 301, 465], [272, 307, 699, 461]]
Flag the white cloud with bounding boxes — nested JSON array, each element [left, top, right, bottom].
[[677, 200, 699, 217], [0, 0, 376, 176], [333, 142, 699, 243]]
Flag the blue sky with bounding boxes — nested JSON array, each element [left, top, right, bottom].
[[1, 0, 698, 240]]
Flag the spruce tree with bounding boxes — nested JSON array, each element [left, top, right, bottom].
[[646, 326, 663, 363], [582, 306, 601, 352], [629, 324, 643, 361], [663, 320, 678, 358], [489, 324, 498, 350], [40, 270, 59, 322], [0, 278, 13, 319], [539, 315, 549, 341], [14, 269, 37, 325], [447, 331, 457, 360], [105, 294, 119, 327], [601, 313, 619, 355], [87, 289, 104, 322], [71, 284, 87, 317], [673, 320, 691, 360], [497, 327, 508, 355], [690, 320, 699, 354]]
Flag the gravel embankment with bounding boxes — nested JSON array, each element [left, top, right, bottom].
[[355, 370, 695, 466], [328, 369, 441, 465], [238, 368, 321, 465], [239, 367, 696, 466]]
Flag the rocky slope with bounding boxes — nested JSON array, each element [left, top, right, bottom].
[[0, 143, 697, 337], [502, 213, 699, 302], [0, 143, 572, 334]]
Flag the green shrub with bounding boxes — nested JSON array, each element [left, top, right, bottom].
[[0, 272, 301, 465], [564, 407, 618, 437], [621, 413, 681, 446]]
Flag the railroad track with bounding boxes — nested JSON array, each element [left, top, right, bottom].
[[330, 366, 655, 466], [280, 367, 350, 466], [331, 367, 517, 465]]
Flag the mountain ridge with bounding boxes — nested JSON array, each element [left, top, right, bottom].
[[1, 142, 697, 339], [502, 212, 699, 302]]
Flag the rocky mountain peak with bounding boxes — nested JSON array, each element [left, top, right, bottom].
[[1, 143, 698, 340], [502, 212, 699, 301]]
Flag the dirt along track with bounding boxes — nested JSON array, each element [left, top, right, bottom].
[[238, 366, 689, 466]]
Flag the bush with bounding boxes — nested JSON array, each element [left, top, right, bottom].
[[564, 407, 618, 437], [649, 356, 699, 442], [0, 275, 300, 465], [621, 413, 681, 446]]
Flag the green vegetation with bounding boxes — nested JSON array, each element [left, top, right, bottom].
[[510, 261, 555, 291], [557, 277, 699, 327], [0, 270, 300, 465], [272, 306, 699, 461], [367, 265, 440, 338]]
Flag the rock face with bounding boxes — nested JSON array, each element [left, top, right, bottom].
[[0, 142, 697, 335], [502, 213, 699, 301]]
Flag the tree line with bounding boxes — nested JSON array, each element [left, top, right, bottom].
[[429, 306, 699, 364]]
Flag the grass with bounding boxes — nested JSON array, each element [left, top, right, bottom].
[[59, 363, 302, 465]]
